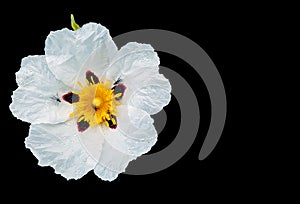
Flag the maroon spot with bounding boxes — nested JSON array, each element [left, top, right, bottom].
[[106, 113, 117, 129], [112, 84, 126, 101], [77, 116, 90, 132], [62, 92, 79, 104], [86, 70, 99, 84]]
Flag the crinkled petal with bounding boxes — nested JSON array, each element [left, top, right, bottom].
[[45, 23, 117, 86], [25, 120, 99, 180], [78, 125, 104, 163], [10, 55, 72, 124], [122, 68, 171, 115], [94, 105, 157, 181], [104, 42, 171, 115], [104, 42, 160, 82], [103, 105, 157, 156], [94, 140, 137, 181]]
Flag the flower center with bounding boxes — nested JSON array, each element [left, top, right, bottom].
[[74, 82, 118, 128], [92, 97, 102, 108], [62, 70, 126, 132]]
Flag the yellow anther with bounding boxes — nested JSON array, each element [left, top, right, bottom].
[[93, 97, 102, 108], [113, 93, 122, 98]]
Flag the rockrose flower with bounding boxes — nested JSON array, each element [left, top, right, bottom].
[[10, 16, 171, 181]]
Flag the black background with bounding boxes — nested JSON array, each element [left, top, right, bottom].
[[1, 1, 263, 199]]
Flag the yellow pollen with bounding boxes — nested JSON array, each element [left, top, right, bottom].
[[93, 97, 102, 108], [69, 81, 120, 128]]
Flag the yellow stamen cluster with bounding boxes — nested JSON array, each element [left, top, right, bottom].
[[70, 81, 119, 128]]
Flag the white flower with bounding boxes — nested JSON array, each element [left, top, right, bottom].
[[9, 19, 171, 181]]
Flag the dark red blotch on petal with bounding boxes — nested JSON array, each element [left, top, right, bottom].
[[62, 92, 79, 104], [77, 116, 90, 132], [86, 70, 99, 84], [112, 84, 126, 101]]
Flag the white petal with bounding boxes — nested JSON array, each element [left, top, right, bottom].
[[104, 42, 159, 82], [25, 120, 98, 180], [122, 68, 172, 115], [78, 125, 104, 163], [94, 140, 136, 181], [94, 105, 157, 181], [45, 23, 117, 86], [103, 105, 157, 156], [104, 42, 171, 115], [10, 55, 72, 124]]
